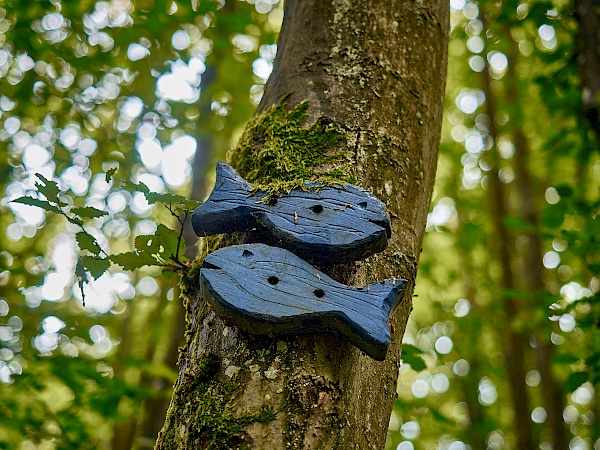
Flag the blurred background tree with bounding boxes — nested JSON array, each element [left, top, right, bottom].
[[0, 0, 598, 449]]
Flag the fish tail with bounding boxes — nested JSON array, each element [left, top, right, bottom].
[[191, 162, 253, 236], [213, 162, 252, 193], [342, 279, 407, 360]]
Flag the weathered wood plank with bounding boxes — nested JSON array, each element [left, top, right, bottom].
[[200, 243, 407, 361], [192, 162, 391, 263]]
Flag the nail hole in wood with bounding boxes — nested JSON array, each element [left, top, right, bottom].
[[242, 250, 254, 257], [310, 204, 323, 213], [358, 201, 367, 209], [313, 289, 325, 298], [268, 276, 279, 285]]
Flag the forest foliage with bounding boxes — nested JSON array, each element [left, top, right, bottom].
[[0, 0, 598, 449]]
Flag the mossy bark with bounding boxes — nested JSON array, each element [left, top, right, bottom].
[[156, 1, 448, 449]]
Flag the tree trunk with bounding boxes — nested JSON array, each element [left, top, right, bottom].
[[479, 59, 537, 448], [574, 0, 600, 143], [156, 1, 448, 448]]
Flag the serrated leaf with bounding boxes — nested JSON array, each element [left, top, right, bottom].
[[401, 344, 427, 371], [11, 196, 60, 214], [135, 234, 161, 255], [156, 224, 184, 259], [564, 371, 589, 393], [71, 206, 108, 219], [82, 256, 111, 279], [75, 256, 88, 306], [145, 192, 189, 206], [122, 180, 150, 194], [184, 199, 203, 209], [110, 251, 159, 271], [76, 232, 101, 256], [35, 174, 61, 203], [67, 215, 84, 227], [105, 167, 118, 183]]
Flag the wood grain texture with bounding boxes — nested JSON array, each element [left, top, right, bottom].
[[200, 243, 407, 361], [192, 162, 391, 263]]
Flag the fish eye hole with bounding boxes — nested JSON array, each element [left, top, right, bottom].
[[268, 276, 279, 285], [313, 289, 325, 298], [310, 204, 323, 213], [358, 201, 367, 209], [242, 250, 254, 258]]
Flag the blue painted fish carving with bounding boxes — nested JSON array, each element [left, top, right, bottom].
[[200, 243, 407, 361], [192, 162, 391, 263]]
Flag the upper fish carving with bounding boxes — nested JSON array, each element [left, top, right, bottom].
[[192, 162, 391, 263]]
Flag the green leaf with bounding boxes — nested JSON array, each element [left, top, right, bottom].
[[67, 215, 84, 227], [82, 256, 111, 279], [145, 192, 189, 206], [184, 199, 203, 209], [401, 344, 427, 372], [556, 184, 573, 198], [542, 203, 566, 228], [552, 352, 581, 365], [502, 215, 536, 232], [585, 352, 600, 367], [11, 196, 60, 214], [135, 234, 162, 255], [105, 167, 118, 183], [156, 224, 182, 258], [110, 251, 159, 270], [401, 343, 424, 356], [430, 407, 454, 425], [75, 256, 88, 305], [76, 232, 101, 256], [564, 371, 589, 393], [71, 206, 108, 218], [35, 174, 62, 204], [162, 269, 176, 279], [122, 180, 150, 194]]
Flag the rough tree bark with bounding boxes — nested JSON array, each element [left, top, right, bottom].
[[574, 0, 600, 143], [156, 1, 448, 448]]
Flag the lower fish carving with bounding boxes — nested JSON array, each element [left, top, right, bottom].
[[200, 243, 407, 361]]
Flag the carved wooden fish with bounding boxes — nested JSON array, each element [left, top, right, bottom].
[[192, 162, 391, 263], [200, 243, 407, 361]]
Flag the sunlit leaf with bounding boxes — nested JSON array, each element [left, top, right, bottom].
[[75, 256, 88, 305], [76, 232, 101, 256], [135, 234, 162, 255], [105, 167, 118, 183], [145, 192, 189, 206], [401, 344, 427, 372], [71, 206, 108, 219], [110, 251, 159, 270], [82, 256, 111, 279], [35, 174, 63, 204], [11, 196, 61, 214]]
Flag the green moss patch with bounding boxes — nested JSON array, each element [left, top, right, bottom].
[[228, 95, 356, 198], [158, 352, 278, 449]]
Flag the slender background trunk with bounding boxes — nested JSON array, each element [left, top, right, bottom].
[[156, 1, 449, 447]]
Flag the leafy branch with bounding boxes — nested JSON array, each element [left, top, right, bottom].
[[11, 171, 201, 304]]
